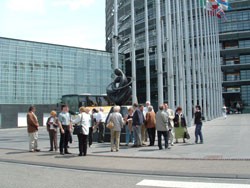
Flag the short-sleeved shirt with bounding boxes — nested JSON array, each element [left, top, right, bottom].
[[58, 112, 71, 126]]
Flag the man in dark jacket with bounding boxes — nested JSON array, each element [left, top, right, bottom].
[[132, 103, 144, 147], [27, 106, 40, 152]]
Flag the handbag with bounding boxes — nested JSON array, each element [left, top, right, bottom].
[[106, 114, 114, 129], [184, 129, 190, 139], [73, 114, 83, 135]]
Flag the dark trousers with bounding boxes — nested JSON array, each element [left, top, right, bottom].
[[98, 122, 105, 142], [77, 134, 88, 156], [147, 128, 156, 146], [195, 123, 203, 143], [59, 125, 70, 153], [89, 127, 93, 146], [49, 130, 58, 151], [157, 131, 168, 149]]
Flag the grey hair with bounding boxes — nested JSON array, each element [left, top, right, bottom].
[[148, 105, 153, 112], [113, 105, 120, 112]]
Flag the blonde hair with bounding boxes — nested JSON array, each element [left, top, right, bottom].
[[79, 107, 86, 113], [50, 110, 57, 116]]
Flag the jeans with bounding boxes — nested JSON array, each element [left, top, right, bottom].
[[133, 126, 142, 146], [125, 125, 134, 145], [157, 131, 168, 149], [147, 128, 155, 146], [195, 123, 203, 143], [77, 134, 88, 156]]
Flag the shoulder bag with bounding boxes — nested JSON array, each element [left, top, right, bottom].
[[73, 115, 83, 135], [106, 114, 114, 129]]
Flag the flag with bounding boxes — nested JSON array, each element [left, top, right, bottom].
[[217, 0, 231, 10], [209, 0, 219, 10]]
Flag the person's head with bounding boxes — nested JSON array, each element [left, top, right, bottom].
[[113, 105, 120, 112], [128, 107, 134, 114], [159, 105, 164, 111], [145, 101, 151, 107], [61, 104, 68, 112], [92, 108, 98, 114], [133, 103, 138, 109], [79, 107, 86, 113], [164, 103, 169, 110], [50, 110, 57, 117], [85, 108, 90, 114], [139, 104, 144, 111], [29, 106, 36, 112], [196, 105, 201, 111], [99, 107, 104, 112], [148, 105, 153, 112], [176, 106, 182, 114]]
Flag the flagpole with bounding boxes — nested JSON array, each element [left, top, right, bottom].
[[183, 0, 192, 126], [155, 0, 164, 105], [165, 0, 175, 109], [190, 0, 197, 108], [144, 0, 151, 102], [131, 0, 137, 104], [114, 0, 119, 69], [194, 0, 202, 108], [198, 0, 207, 120]]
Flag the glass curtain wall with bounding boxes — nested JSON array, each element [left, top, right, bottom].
[[0, 37, 112, 104]]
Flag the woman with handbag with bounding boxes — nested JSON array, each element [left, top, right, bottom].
[[46, 111, 64, 152], [173, 107, 188, 143], [71, 107, 91, 156], [107, 105, 123, 152]]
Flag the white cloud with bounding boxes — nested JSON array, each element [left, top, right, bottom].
[[52, 0, 95, 10], [6, 0, 45, 13]]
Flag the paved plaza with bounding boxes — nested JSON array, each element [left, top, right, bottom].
[[0, 114, 250, 187]]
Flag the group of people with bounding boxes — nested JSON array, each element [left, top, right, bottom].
[[26, 101, 204, 156], [106, 102, 204, 151]]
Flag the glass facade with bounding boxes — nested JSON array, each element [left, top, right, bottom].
[[0, 37, 113, 105], [106, 0, 222, 122], [219, 0, 250, 112]]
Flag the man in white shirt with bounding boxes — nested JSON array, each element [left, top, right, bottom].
[[96, 107, 106, 143]]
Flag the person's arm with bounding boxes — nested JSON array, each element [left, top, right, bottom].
[[56, 118, 64, 134], [161, 112, 168, 124], [71, 114, 81, 125]]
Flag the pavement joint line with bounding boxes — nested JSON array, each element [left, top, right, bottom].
[[1, 148, 250, 161], [0, 158, 250, 180]]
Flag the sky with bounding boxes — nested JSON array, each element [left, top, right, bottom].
[[0, 0, 106, 50]]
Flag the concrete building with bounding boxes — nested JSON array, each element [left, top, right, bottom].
[[106, 0, 223, 124], [0, 37, 112, 128], [219, 0, 250, 113]]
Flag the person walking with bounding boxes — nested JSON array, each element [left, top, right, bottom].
[[89, 108, 97, 148], [145, 105, 156, 146], [164, 104, 175, 146], [58, 104, 72, 155], [132, 103, 144, 147], [107, 106, 123, 152], [194, 105, 203, 144], [173, 107, 187, 143], [96, 107, 106, 143], [222, 105, 227, 119], [46, 110, 64, 151], [27, 106, 40, 152], [124, 107, 134, 146], [72, 107, 91, 156], [155, 105, 169, 150]]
